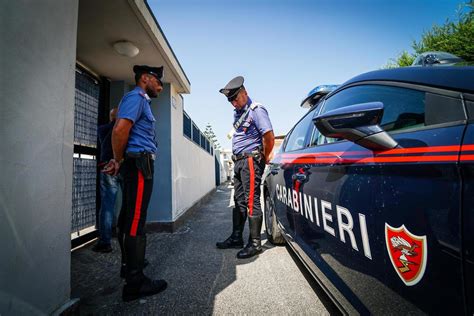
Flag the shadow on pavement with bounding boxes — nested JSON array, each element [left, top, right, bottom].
[[284, 244, 342, 315], [71, 183, 258, 315]]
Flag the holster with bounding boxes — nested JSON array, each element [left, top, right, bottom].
[[253, 152, 263, 164], [232, 146, 263, 163], [127, 152, 154, 180]]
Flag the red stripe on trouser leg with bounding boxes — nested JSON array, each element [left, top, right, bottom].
[[130, 170, 144, 236], [248, 157, 255, 216]]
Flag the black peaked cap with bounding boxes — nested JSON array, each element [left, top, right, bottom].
[[133, 65, 164, 82]]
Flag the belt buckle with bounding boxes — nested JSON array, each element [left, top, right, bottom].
[[150, 154, 156, 161]]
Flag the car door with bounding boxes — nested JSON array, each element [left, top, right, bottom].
[[460, 93, 474, 316], [292, 83, 466, 314], [269, 107, 318, 239]]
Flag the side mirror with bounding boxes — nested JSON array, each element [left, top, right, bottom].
[[314, 101, 399, 150]]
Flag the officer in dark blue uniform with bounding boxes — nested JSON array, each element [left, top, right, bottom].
[[103, 65, 167, 301], [216, 76, 275, 259]]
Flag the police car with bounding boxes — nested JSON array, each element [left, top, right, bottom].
[[263, 66, 474, 314]]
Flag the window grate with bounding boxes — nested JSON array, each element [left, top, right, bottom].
[[74, 71, 99, 147], [71, 69, 99, 236], [71, 157, 97, 232]]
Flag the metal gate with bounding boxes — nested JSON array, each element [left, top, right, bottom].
[[71, 68, 100, 238]]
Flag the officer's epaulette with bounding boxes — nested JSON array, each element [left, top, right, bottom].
[[250, 102, 262, 110], [139, 92, 151, 101]]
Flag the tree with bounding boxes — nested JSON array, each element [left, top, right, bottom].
[[384, 51, 416, 69], [386, 2, 473, 68], [204, 123, 221, 150]]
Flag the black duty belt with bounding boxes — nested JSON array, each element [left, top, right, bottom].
[[232, 150, 262, 162], [126, 152, 156, 161]]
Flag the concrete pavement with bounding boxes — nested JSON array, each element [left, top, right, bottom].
[[71, 183, 338, 315]]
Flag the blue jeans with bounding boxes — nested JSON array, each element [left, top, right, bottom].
[[99, 173, 120, 245]]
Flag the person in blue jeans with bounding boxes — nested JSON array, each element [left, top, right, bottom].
[[93, 108, 120, 253]]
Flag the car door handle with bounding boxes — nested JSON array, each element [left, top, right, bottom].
[[292, 173, 307, 181]]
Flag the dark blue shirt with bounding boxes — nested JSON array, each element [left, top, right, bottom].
[[232, 97, 273, 155], [98, 121, 115, 162], [117, 87, 157, 154]]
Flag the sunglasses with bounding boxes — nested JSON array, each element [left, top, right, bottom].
[[227, 87, 242, 102]]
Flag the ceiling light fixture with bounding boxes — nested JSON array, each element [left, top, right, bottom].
[[113, 40, 139, 57]]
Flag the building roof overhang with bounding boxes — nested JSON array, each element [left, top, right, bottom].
[[77, 0, 190, 93]]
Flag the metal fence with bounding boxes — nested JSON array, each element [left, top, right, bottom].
[[183, 112, 192, 138], [71, 69, 99, 235], [192, 122, 200, 144], [72, 158, 97, 232], [183, 111, 214, 155], [74, 72, 99, 147]]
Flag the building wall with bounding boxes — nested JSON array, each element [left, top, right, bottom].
[[220, 149, 234, 182], [0, 0, 78, 314], [215, 149, 228, 184], [148, 83, 173, 222], [274, 136, 286, 153], [170, 86, 215, 221], [110, 80, 127, 109]]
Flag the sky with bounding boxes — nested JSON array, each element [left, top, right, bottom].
[[149, 0, 467, 150]]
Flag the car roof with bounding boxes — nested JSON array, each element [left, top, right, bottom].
[[338, 66, 474, 94]]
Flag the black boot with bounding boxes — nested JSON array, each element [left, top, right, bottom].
[[120, 231, 149, 278], [118, 230, 128, 278], [122, 235, 167, 302], [121, 260, 150, 279], [216, 208, 246, 249], [237, 215, 263, 259]]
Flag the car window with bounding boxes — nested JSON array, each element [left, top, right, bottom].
[[308, 102, 325, 147], [284, 108, 316, 152], [316, 85, 426, 145]]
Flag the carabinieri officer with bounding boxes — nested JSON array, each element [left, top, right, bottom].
[[216, 76, 275, 259], [103, 65, 167, 302]]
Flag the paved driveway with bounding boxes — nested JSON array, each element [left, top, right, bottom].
[[71, 183, 338, 315]]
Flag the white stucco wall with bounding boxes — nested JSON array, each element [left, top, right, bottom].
[[0, 0, 78, 314], [215, 149, 228, 184], [220, 149, 234, 182], [170, 87, 215, 221]]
